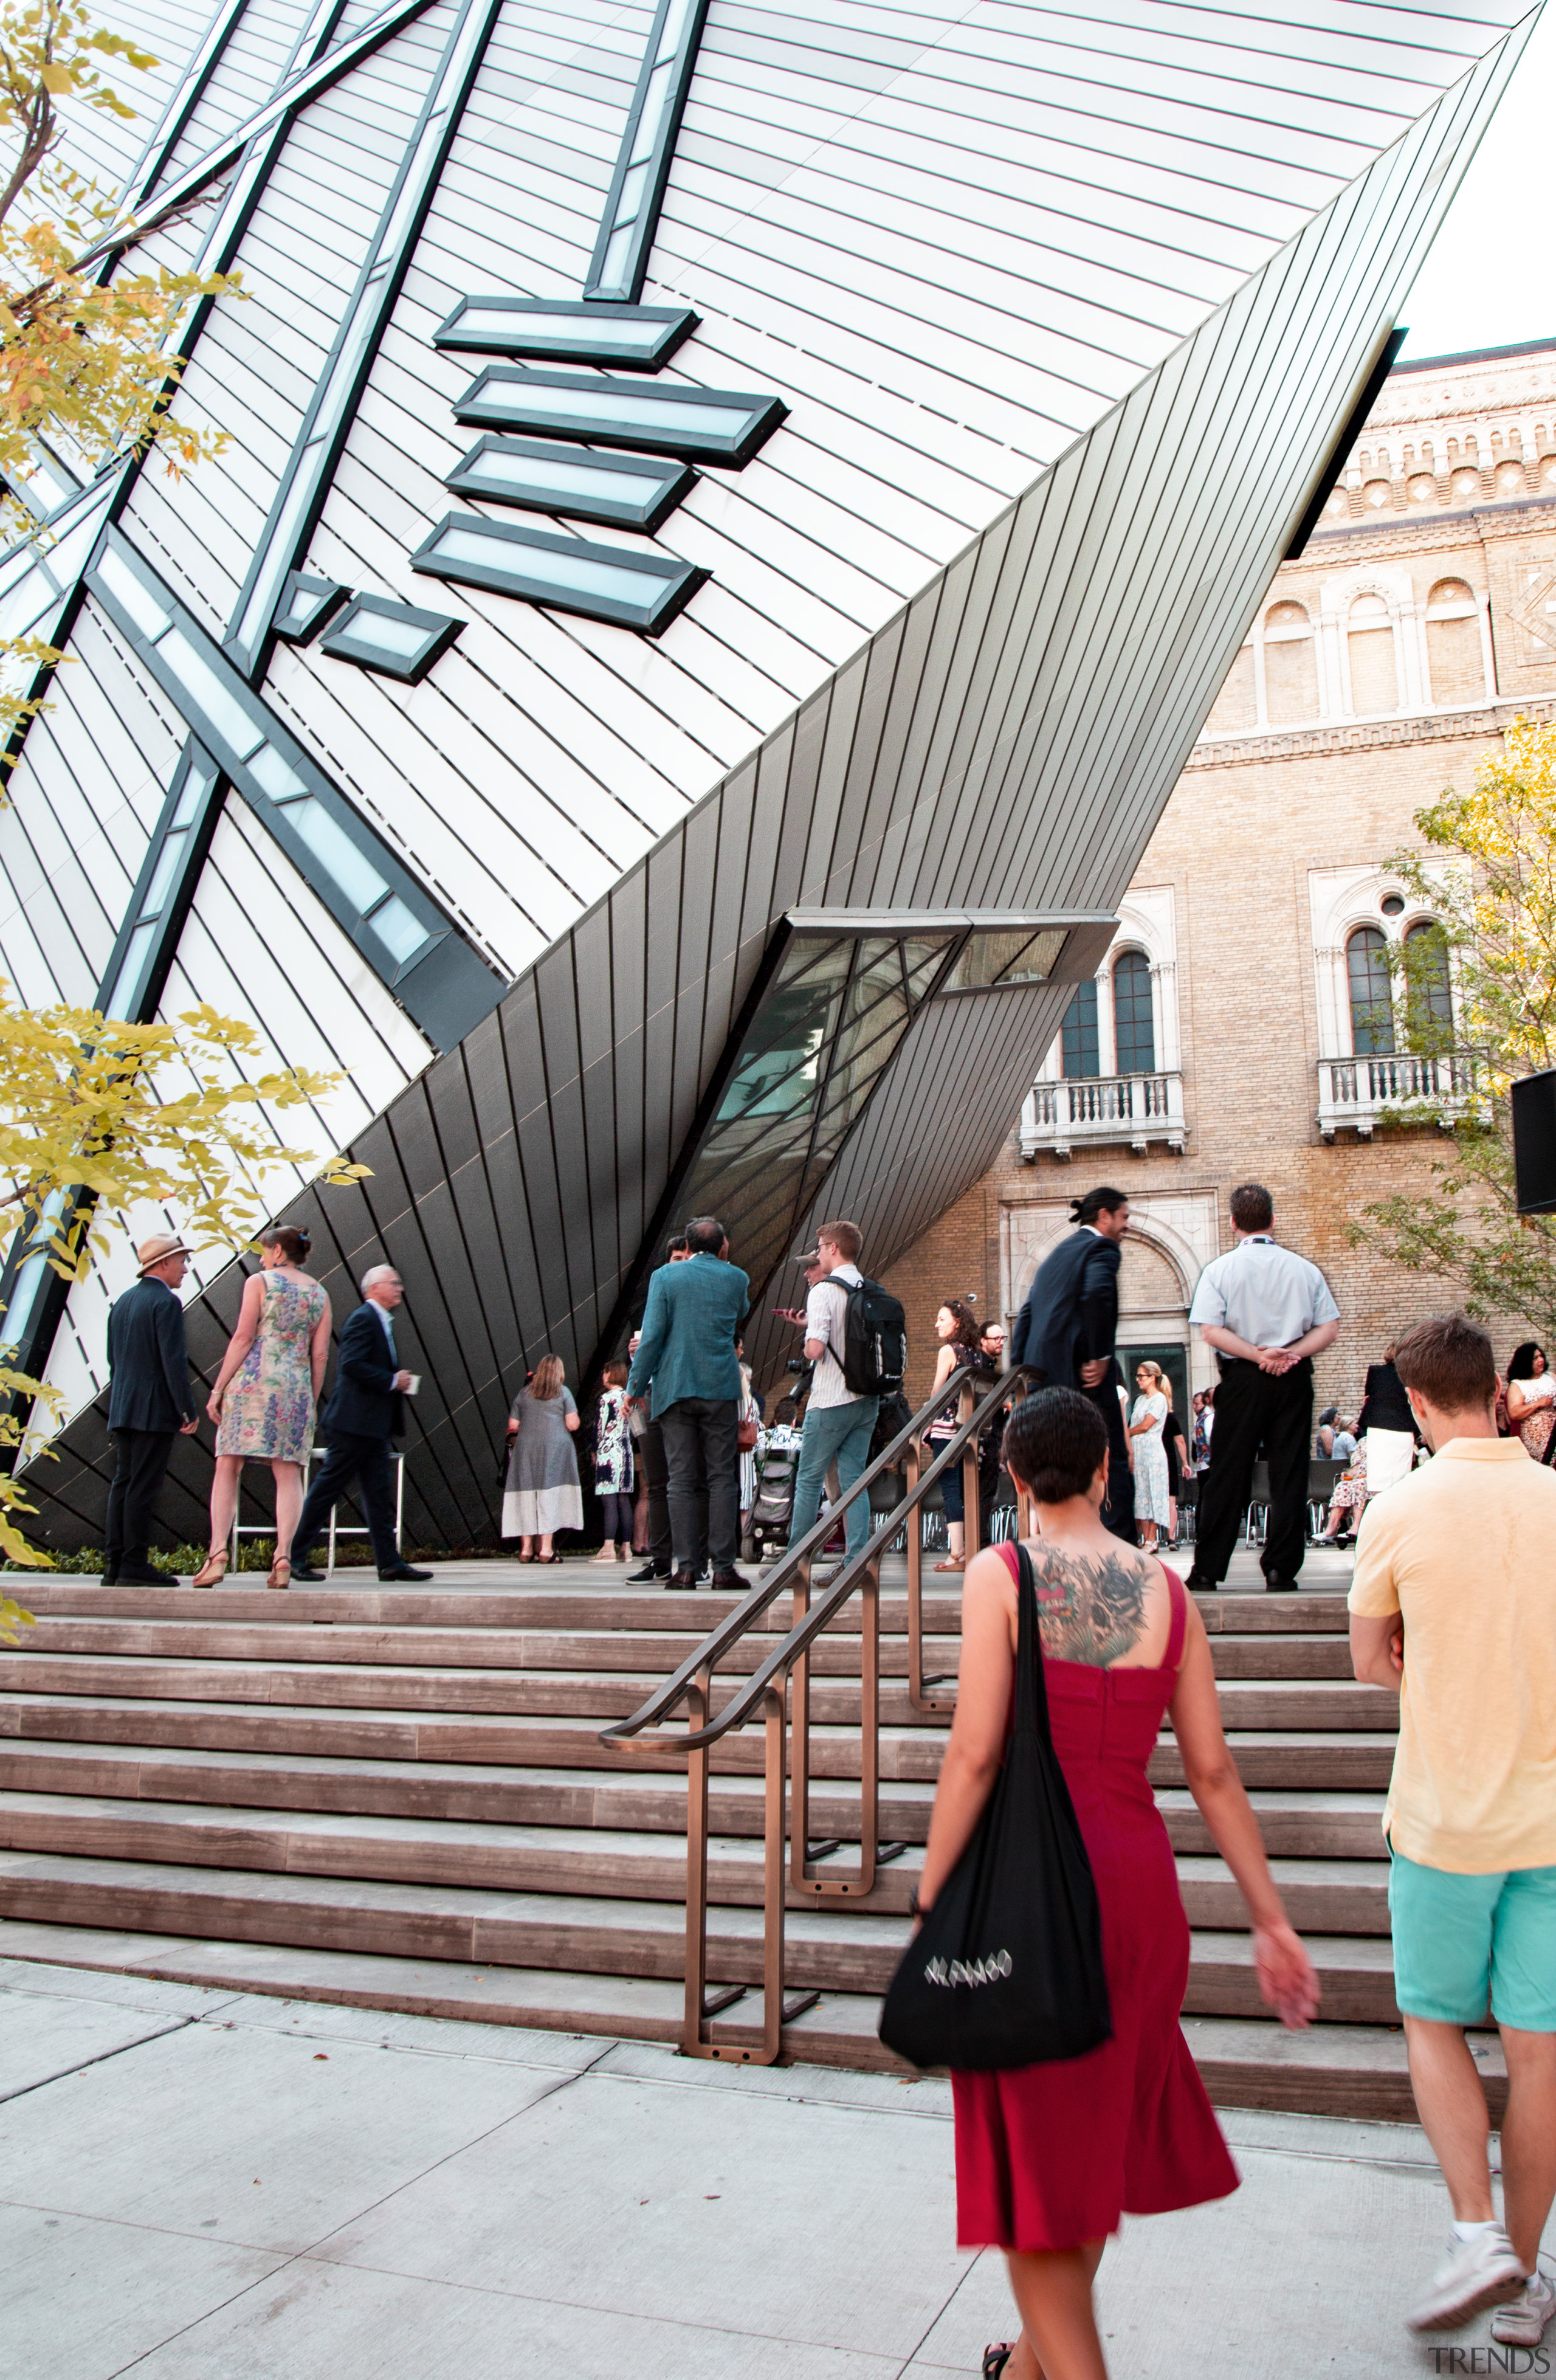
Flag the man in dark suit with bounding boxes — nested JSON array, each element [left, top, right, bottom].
[[1010, 1186, 1135, 1544], [290, 1264, 430, 1584], [104, 1235, 201, 1584]]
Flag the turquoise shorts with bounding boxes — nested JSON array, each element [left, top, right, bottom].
[[1389, 1849, 1556, 2030]]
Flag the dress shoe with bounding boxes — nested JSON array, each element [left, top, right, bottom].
[[630, 1561, 670, 1582], [1264, 1575, 1300, 1593], [1183, 1572, 1220, 1593], [117, 1564, 166, 1585], [379, 1563, 433, 1582], [709, 1567, 746, 1592], [102, 1569, 119, 1586], [291, 1565, 328, 1585], [664, 1567, 698, 1591]]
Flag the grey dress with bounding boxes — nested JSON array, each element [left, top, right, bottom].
[[502, 1385, 583, 1537]]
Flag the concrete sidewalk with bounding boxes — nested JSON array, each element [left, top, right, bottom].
[[4, 1956, 1541, 2378]]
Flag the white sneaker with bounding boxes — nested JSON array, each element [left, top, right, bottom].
[[1407, 2227, 1526, 2332], [1491, 2269, 1556, 2346]]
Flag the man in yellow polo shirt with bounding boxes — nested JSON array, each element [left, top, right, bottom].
[[1349, 1312, 1556, 2342]]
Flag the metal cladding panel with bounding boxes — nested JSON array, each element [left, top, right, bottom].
[[11, 2, 1539, 1550]]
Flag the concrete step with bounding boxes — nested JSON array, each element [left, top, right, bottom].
[[0, 1795, 1394, 1932], [0, 1652, 964, 1730], [0, 1916, 1450, 2120], [0, 1740, 1388, 1857], [0, 1852, 1403, 2017]]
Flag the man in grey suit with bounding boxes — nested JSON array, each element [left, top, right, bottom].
[[104, 1234, 200, 1584], [626, 1214, 749, 1590]]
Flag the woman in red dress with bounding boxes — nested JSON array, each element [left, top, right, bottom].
[[915, 1388, 1320, 2380]]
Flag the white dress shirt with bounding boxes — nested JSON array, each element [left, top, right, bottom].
[[1189, 1236, 1338, 1350]]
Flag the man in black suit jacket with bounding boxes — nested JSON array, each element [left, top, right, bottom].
[[1011, 1186, 1135, 1544], [289, 1264, 430, 1584], [105, 1235, 201, 1584]]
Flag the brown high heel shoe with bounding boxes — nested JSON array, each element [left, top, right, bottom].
[[267, 1555, 291, 1591], [190, 1550, 228, 1588]]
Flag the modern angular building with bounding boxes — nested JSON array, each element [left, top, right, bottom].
[[4, 0, 1537, 1551]]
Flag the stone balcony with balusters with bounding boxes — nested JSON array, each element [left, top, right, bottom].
[[1020, 1070, 1186, 1159], [1317, 1050, 1484, 1140]]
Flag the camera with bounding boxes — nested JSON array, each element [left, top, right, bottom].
[[785, 1356, 813, 1376]]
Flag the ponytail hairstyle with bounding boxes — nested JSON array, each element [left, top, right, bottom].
[[1070, 1186, 1127, 1228]]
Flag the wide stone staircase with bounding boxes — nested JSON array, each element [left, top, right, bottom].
[[0, 1561, 1500, 2119]]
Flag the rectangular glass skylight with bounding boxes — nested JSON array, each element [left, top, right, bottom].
[[433, 298, 697, 370], [453, 367, 787, 465], [444, 436, 693, 531], [318, 594, 464, 682], [274, 570, 349, 643], [411, 512, 706, 635]]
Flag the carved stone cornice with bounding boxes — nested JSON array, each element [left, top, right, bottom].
[[1185, 694, 1556, 772], [1295, 495, 1556, 568]]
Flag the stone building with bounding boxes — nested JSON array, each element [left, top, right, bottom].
[[887, 336, 1556, 1422]]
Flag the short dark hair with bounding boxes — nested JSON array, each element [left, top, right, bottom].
[[263, 1224, 311, 1264], [1071, 1186, 1127, 1227], [1507, 1341, 1547, 1384], [685, 1215, 726, 1254], [774, 1396, 799, 1425], [665, 1232, 689, 1260], [1394, 1314, 1496, 1412], [602, 1358, 630, 1388], [1003, 1387, 1107, 1502], [1230, 1183, 1273, 1233], [816, 1218, 862, 1263]]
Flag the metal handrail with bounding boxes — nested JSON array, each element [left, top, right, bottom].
[[600, 1359, 1036, 2063]]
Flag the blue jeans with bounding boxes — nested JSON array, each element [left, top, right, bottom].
[[790, 1397, 879, 1561]]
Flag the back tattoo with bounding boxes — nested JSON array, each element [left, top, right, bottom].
[[1028, 1543, 1151, 1666]]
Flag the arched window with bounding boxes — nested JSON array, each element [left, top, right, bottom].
[[1113, 950, 1155, 1074], [1061, 979, 1100, 1078], [1263, 599, 1318, 725], [1348, 926, 1394, 1054], [1348, 592, 1398, 714], [1403, 919, 1453, 1041], [1424, 578, 1483, 706]]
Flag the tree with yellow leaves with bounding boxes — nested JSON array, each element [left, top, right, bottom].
[[0, 0, 237, 741], [0, 986, 370, 1623], [1355, 716, 1556, 1342]]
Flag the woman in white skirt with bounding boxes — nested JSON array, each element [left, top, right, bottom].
[[503, 1354, 583, 1562], [1356, 1342, 1420, 1500], [1128, 1360, 1172, 1551]]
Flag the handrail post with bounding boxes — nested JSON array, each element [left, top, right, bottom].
[[788, 1551, 812, 1889], [683, 1664, 711, 2053], [960, 1376, 980, 1562], [762, 1682, 787, 2062]]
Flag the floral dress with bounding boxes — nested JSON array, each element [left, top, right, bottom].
[[1131, 1391, 1170, 1526], [216, 1271, 327, 1464], [1514, 1376, 1556, 1461], [593, 1385, 634, 1494]]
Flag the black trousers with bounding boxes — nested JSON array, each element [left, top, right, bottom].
[[639, 1415, 706, 1569], [1193, 1359, 1313, 1585], [659, 1396, 738, 1573], [292, 1431, 400, 1572], [1028, 1367, 1134, 1545], [105, 1427, 174, 1576]]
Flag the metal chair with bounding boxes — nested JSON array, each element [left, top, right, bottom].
[[1244, 1459, 1272, 1545]]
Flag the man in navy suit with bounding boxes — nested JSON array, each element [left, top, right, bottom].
[[626, 1215, 749, 1590], [1011, 1186, 1135, 1544], [103, 1234, 201, 1584], [290, 1264, 430, 1584]]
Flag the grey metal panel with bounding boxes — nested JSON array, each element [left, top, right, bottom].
[[19, 31, 1531, 1553]]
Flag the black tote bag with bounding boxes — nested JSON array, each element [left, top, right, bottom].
[[878, 1542, 1112, 2072]]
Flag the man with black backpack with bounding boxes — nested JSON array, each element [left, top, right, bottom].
[[787, 1220, 906, 1575]]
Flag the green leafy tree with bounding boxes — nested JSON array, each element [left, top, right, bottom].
[[1352, 716, 1556, 1345]]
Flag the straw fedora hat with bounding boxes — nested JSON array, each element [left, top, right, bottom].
[[136, 1233, 191, 1275]]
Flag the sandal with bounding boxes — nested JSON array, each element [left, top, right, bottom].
[[267, 1556, 291, 1592], [190, 1550, 228, 1589], [933, 1554, 966, 1573], [982, 2348, 1014, 2380]]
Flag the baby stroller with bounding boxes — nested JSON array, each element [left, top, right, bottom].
[[750, 1423, 803, 1560]]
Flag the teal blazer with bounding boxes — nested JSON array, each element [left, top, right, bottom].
[[626, 1254, 749, 1416]]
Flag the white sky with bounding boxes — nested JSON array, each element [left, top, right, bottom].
[[1400, 5, 1555, 359]]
